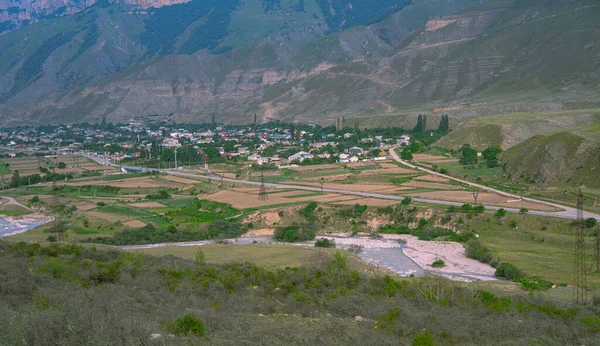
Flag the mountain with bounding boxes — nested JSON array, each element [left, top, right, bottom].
[[0, 0, 416, 105], [0, 0, 599, 125]]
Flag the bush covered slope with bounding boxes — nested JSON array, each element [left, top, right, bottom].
[[2, 241, 600, 345], [501, 124, 600, 188]]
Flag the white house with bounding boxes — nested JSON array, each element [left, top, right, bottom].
[[288, 151, 314, 162]]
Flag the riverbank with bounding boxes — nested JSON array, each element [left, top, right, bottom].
[[0, 214, 51, 238]]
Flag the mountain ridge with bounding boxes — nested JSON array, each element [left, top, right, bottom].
[[0, 0, 599, 125]]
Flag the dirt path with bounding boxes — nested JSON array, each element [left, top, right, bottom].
[[0, 196, 33, 211]]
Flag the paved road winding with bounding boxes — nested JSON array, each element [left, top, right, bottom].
[[388, 147, 600, 221], [77, 152, 599, 221]]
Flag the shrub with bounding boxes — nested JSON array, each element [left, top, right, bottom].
[[519, 208, 529, 214], [167, 314, 206, 337], [439, 168, 448, 174], [30, 196, 40, 203], [300, 202, 318, 219], [495, 263, 526, 280], [465, 239, 492, 264], [495, 208, 506, 218], [412, 329, 435, 346], [274, 224, 316, 242], [57, 162, 67, 169], [431, 258, 445, 268], [96, 202, 106, 207], [195, 249, 206, 265], [147, 190, 171, 200], [314, 238, 336, 248], [347, 244, 363, 255], [580, 316, 600, 332], [461, 204, 472, 212], [585, 218, 597, 229], [473, 205, 485, 214], [401, 197, 412, 206], [440, 215, 451, 224], [508, 220, 518, 228]]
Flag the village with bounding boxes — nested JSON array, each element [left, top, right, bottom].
[[0, 119, 417, 169]]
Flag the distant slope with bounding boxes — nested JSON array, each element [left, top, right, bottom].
[[435, 109, 600, 150], [0, 0, 412, 104], [0, 0, 599, 125], [501, 123, 600, 188]]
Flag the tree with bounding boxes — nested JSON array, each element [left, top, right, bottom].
[[481, 145, 503, 168], [459, 144, 478, 165], [438, 114, 450, 134], [414, 114, 424, 133], [58, 162, 67, 169], [401, 148, 413, 161]]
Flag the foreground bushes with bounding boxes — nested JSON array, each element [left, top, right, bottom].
[[1, 241, 599, 345]]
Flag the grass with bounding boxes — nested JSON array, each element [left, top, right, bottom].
[[0, 210, 31, 216], [134, 244, 371, 271], [465, 214, 600, 289]]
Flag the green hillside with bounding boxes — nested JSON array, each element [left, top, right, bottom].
[[501, 123, 600, 188], [435, 109, 600, 150]]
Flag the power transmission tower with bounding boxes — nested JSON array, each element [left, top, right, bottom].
[[473, 189, 479, 205], [595, 224, 600, 273], [49, 145, 66, 242], [258, 171, 268, 201], [573, 188, 587, 304]]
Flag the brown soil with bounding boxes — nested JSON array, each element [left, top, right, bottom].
[[403, 180, 463, 190], [242, 228, 275, 237], [161, 175, 198, 184], [408, 191, 555, 211], [414, 175, 450, 183], [124, 220, 147, 228]]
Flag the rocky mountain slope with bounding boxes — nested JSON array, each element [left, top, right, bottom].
[[0, 0, 598, 125], [0, 0, 189, 35], [0, 0, 421, 105]]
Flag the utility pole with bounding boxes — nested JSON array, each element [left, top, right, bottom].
[[595, 224, 600, 273], [258, 171, 268, 201], [573, 188, 587, 304], [49, 145, 65, 243], [174, 147, 178, 170]]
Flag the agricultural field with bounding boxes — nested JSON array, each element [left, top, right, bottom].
[[1, 154, 117, 180]]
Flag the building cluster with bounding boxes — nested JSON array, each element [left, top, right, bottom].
[[0, 121, 413, 167]]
